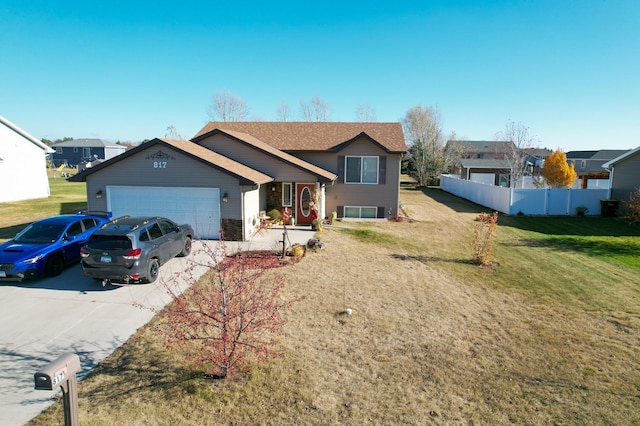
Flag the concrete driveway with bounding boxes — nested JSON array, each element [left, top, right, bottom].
[[0, 226, 315, 425]]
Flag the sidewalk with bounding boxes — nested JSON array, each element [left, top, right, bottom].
[[221, 224, 318, 252]]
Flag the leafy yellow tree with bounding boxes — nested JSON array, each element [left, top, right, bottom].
[[543, 149, 577, 188]]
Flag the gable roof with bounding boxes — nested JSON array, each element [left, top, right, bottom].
[[602, 146, 640, 169], [457, 158, 513, 169], [69, 138, 273, 186], [51, 138, 124, 148], [0, 115, 55, 154], [210, 129, 337, 183], [566, 150, 597, 159], [447, 140, 517, 154], [192, 122, 407, 153], [591, 150, 630, 160]]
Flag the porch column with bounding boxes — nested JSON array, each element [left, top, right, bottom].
[[316, 183, 326, 221]]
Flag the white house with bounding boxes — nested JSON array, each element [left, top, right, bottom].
[[0, 115, 55, 203]]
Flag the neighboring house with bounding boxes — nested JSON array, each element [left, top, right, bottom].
[[456, 158, 513, 186], [521, 148, 551, 175], [447, 140, 518, 186], [602, 146, 640, 202], [70, 122, 406, 240], [566, 150, 629, 189], [0, 115, 54, 203], [50, 138, 126, 168]]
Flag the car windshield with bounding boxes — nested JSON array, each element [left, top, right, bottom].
[[14, 224, 66, 244]]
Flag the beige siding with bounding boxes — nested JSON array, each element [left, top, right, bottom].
[[85, 145, 243, 220], [611, 153, 640, 201], [198, 134, 316, 182]]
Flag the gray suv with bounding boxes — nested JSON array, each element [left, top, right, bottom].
[[80, 216, 194, 285]]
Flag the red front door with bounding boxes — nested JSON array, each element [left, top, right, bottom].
[[296, 183, 315, 225]]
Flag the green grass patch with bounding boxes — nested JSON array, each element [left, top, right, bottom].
[[0, 178, 87, 241]]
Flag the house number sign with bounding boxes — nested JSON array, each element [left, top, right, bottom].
[[145, 150, 176, 169]]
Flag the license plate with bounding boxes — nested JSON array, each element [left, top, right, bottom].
[[100, 256, 112, 263], [0, 271, 5, 277]]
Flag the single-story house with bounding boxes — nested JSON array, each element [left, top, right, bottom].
[[50, 138, 126, 168], [70, 122, 406, 240], [602, 146, 640, 202], [0, 115, 54, 203]]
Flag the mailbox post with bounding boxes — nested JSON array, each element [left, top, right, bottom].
[[34, 352, 80, 426]]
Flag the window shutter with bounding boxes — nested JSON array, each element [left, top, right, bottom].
[[337, 206, 344, 218], [378, 156, 386, 184], [377, 206, 386, 219], [337, 156, 345, 183]]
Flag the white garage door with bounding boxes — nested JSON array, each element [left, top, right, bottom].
[[107, 186, 220, 239]]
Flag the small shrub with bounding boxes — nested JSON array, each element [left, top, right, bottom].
[[575, 205, 589, 217], [472, 211, 498, 266], [622, 188, 640, 223], [267, 209, 281, 222]]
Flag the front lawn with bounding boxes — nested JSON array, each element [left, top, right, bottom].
[[28, 187, 640, 425]]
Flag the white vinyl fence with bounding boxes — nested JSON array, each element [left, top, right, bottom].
[[440, 174, 608, 216]]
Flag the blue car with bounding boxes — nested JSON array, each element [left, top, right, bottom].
[[0, 213, 110, 282]]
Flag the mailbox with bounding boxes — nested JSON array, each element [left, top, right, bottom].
[[34, 352, 80, 391]]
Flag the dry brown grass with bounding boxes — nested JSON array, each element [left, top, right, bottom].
[[29, 187, 640, 425]]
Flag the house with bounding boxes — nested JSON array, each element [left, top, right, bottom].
[[602, 146, 640, 202], [0, 115, 54, 203], [447, 140, 518, 186], [566, 150, 629, 189], [50, 138, 126, 168], [69, 122, 406, 240]]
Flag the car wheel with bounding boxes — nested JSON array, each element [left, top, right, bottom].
[[44, 254, 64, 277], [179, 237, 192, 257], [145, 258, 160, 283]]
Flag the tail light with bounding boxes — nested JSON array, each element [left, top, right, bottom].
[[123, 248, 142, 260], [80, 247, 89, 258]]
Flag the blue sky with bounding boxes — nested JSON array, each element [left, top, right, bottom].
[[1, 1, 638, 151]]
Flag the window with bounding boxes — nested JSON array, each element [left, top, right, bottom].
[[73, 147, 78, 153], [344, 206, 377, 218], [83, 148, 91, 158], [345, 156, 378, 184], [282, 183, 292, 207], [147, 223, 163, 240], [56, 147, 62, 154], [65, 221, 83, 238]]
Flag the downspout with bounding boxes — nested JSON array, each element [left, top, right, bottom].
[[607, 167, 614, 200]]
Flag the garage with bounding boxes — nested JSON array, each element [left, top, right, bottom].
[[107, 185, 220, 239]]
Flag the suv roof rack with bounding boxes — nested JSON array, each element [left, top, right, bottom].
[[101, 215, 131, 228]]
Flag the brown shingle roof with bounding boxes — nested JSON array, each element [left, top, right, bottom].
[[159, 138, 273, 185], [192, 122, 407, 153], [215, 130, 337, 183]]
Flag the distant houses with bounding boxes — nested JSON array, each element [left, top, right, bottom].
[[50, 138, 126, 168]]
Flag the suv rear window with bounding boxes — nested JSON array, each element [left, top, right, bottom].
[[86, 235, 133, 250]]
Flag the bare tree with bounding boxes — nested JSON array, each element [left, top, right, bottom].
[[402, 105, 450, 186], [355, 104, 377, 122], [164, 125, 182, 140], [494, 120, 537, 187], [300, 96, 330, 121], [276, 100, 292, 122], [208, 90, 249, 122]]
